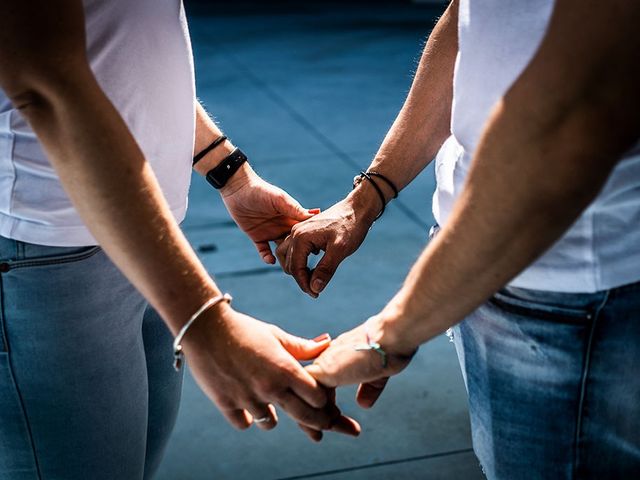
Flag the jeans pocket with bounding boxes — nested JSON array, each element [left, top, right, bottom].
[[0, 245, 101, 272], [490, 287, 592, 324], [0, 245, 103, 353]]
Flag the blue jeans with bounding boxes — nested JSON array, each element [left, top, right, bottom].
[[0, 237, 183, 479], [451, 282, 640, 479]]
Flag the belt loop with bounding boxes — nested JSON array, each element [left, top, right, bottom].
[[428, 224, 440, 241], [16, 241, 25, 261]]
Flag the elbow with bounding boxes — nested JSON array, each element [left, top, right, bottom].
[[1, 80, 58, 124], [5, 86, 48, 113], [527, 80, 639, 168], [0, 57, 92, 114]]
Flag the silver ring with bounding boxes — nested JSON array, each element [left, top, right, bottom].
[[253, 416, 271, 424]]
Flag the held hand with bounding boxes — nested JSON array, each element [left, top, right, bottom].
[[305, 317, 417, 409], [181, 304, 360, 441], [275, 195, 377, 298], [221, 167, 318, 265]]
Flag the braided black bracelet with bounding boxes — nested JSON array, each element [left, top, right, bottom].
[[354, 171, 387, 220], [193, 135, 227, 166], [367, 171, 399, 199]]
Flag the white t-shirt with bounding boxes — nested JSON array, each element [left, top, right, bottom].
[[0, 0, 196, 246], [433, 0, 640, 293]]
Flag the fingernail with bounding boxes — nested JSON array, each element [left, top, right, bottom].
[[263, 255, 275, 265], [313, 333, 331, 343], [312, 279, 326, 294], [308, 208, 321, 214]]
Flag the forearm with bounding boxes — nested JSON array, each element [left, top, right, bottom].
[[373, 0, 640, 353], [193, 101, 256, 195], [13, 70, 221, 333], [353, 0, 458, 210], [384, 106, 620, 348]]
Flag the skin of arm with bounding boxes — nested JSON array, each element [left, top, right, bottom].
[[193, 102, 319, 264], [0, 0, 360, 440], [275, 0, 459, 296], [306, 0, 640, 406]]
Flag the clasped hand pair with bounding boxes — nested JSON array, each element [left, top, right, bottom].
[[185, 167, 417, 442]]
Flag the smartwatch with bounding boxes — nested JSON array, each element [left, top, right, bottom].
[[205, 148, 248, 189]]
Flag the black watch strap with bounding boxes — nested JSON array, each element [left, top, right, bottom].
[[205, 148, 248, 189]]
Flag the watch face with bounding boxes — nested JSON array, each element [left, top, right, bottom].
[[206, 148, 248, 189]]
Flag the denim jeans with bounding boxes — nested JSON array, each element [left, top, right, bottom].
[[450, 276, 640, 478], [0, 237, 183, 479]]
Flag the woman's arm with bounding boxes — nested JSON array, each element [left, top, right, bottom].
[[0, 0, 358, 437]]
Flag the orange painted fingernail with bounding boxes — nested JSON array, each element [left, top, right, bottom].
[[313, 333, 331, 342], [308, 208, 321, 214]]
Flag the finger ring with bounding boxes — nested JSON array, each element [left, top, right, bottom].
[[254, 416, 272, 424]]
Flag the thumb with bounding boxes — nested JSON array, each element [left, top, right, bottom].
[[356, 377, 390, 409], [277, 329, 332, 361], [277, 192, 316, 222], [305, 363, 337, 388], [254, 241, 276, 265]]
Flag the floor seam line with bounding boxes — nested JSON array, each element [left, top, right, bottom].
[[271, 447, 475, 480], [225, 54, 428, 231]]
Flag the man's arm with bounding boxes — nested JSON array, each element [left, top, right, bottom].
[[0, 0, 359, 437], [276, 0, 459, 296], [379, 0, 640, 350], [306, 0, 640, 398]]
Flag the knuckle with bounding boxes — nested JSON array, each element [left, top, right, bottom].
[[255, 379, 276, 397], [306, 412, 331, 430], [277, 247, 288, 260], [314, 265, 333, 277], [275, 191, 288, 203], [293, 265, 309, 276], [260, 384, 281, 400], [331, 237, 349, 252], [271, 389, 288, 404], [310, 392, 328, 410], [256, 376, 286, 400], [290, 224, 302, 237], [297, 409, 316, 427], [217, 397, 237, 411]]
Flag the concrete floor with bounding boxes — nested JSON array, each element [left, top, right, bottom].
[[157, 2, 484, 479]]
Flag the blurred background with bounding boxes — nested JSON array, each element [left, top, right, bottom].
[[157, 1, 483, 478]]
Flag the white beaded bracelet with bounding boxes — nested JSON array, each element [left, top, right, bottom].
[[172, 293, 233, 371]]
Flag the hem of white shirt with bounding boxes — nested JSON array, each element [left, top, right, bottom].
[[508, 258, 640, 293], [0, 204, 187, 247]]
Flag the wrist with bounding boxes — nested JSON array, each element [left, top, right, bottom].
[[179, 300, 234, 354], [194, 137, 256, 196], [346, 182, 383, 225], [369, 294, 426, 357], [193, 138, 235, 176], [218, 162, 257, 198]]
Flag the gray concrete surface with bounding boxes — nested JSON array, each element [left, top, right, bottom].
[[157, 3, 484, 479]]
